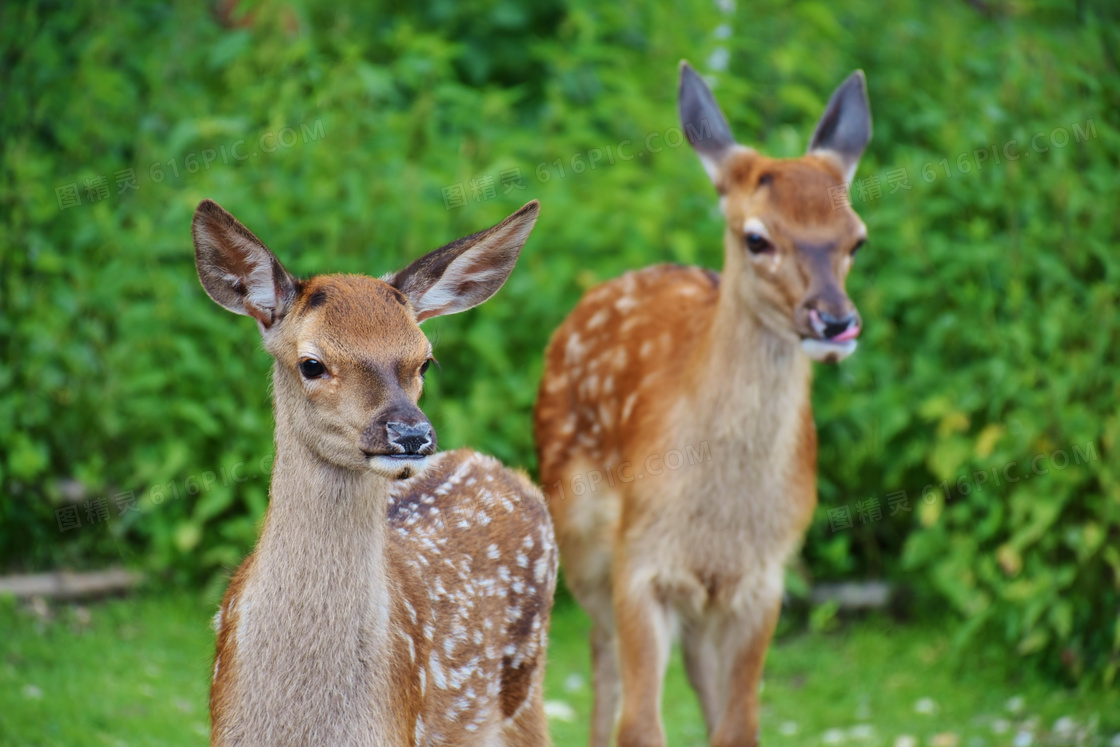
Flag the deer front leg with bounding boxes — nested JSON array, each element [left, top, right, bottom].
[[613, 566, 672, 747], [709, 596, 782, 747]]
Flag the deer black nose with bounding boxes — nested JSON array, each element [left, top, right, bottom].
[[386, 421, 434, 455], [815, 310, 860, 340]]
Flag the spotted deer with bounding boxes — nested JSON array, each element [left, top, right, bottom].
[[193, 198, 558, 746], [534, 63, 872, 747]]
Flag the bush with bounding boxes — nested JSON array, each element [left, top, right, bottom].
[[1, 0, 1117, 680]]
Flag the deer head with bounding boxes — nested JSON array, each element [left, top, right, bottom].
[[192, 199, 540, 478], [679, 62, 872, 363]]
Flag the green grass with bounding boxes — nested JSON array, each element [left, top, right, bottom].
[[1, 593, 1116, 746], [0, 593, 212, 746]]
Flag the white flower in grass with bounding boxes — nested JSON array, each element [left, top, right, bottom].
[[1051, 717, 1076, 737], [991, 718, 1011, 734], [914, 697, 937, 715], [543, 700, 576, 722], [778, 721, 799, 736], [893, 736, 918, 747], [848, 724, 875, 741], [822, 727, 846, 744], [1005, 695, 1025, 714], [1012, 731, 1033, 747]]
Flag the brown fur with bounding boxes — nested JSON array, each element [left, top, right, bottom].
[[193, 199, 556, 746], [534, 67, 871, 747]]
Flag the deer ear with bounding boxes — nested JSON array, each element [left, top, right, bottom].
[[386, 201, 540, 322], [679, 61, 738, 186], [192, 199, 298, 331], [808, 70, 872, 184]]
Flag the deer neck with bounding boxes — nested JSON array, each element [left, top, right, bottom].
[[257, 380, 393, 626], [685, 241, 812, 444], [261, 429, 389, 579], [232, 372, 396, 736]]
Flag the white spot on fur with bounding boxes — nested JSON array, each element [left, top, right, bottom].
[[564, 333, 585, 364], [615, 295, 639, 313], [621, 392, 639, 423], [430, 658, 448, 690]]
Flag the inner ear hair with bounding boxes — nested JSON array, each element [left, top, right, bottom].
[[192, 199, 299, 329], [387, 201, 540, 322]]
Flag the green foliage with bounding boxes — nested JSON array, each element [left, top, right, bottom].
[[1, 0, 1117, 682]]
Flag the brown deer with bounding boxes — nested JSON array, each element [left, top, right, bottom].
[[534, 63, 872, 747], [192, 198, 558, 746]]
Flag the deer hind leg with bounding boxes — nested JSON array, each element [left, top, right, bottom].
[[588, 618, 621, 747], [567, 579, 623, 747], [709, 596, 782, 747], [613, 570, 672, 747], [681, 618, 723, 738]]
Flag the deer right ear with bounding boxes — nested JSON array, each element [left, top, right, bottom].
[[386, 201, 540, 322], [192, 199, 298, 332], [679, 61, 739, 187], [808, 70, 872, 184]]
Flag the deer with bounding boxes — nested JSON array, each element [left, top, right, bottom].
[[533, 62, 872, 747], [191, 198, 558, 746]]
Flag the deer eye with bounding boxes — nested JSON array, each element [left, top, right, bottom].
[[744, 233, 773, 255], [419, 359, 431, 377], [851, 238, 866, 257], [299, 358, 326, 379]]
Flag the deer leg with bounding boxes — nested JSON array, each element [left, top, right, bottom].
[[709, 597, 781, 747], [588, 620, 621, 747], [681, 619, 722, 737], [613, 574, 672, 747], [572, 577, 623, 747]]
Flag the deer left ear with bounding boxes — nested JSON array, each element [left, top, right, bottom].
[[386, 201, 540, 322], [679, 60, 739, 187], [808, 70, 872, 184]]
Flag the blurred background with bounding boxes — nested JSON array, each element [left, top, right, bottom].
[[1, 0, 1118, 744]]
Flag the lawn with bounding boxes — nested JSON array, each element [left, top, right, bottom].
[[1, 592, 1116, 746]]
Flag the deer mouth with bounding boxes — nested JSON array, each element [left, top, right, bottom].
[[361, 448, 430, 460], [800, 308, 860, 362], [800, 336, 858, 363], [363, 452, 432, 480]]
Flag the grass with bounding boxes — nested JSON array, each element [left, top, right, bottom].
[[1, 592, 1116, 746]]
